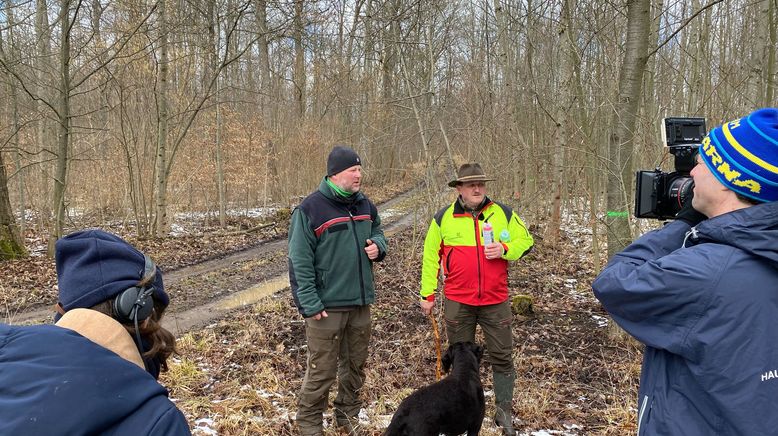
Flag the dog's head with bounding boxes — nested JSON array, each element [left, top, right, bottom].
[[441, 341, 484, 373]]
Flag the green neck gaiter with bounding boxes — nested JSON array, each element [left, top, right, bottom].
[[326, 177, 354, 199]]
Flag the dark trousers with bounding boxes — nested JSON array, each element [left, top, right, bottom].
[[296, 306, 371, 435], [443, 298, 514, 375]]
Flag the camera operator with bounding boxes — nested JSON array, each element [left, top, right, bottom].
[[592, 107, 778, 435]]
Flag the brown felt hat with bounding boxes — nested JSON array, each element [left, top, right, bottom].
[[448, 163, 495, 187]]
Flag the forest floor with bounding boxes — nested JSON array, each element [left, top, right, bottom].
[[0, 182, 642, 436]]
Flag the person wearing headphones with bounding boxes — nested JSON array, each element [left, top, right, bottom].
[[0, 229, 190, 435]]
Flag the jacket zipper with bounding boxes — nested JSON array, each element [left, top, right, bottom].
[[473, 216, 483, 300], [474, 207, 494, 300], [637, 394, 649, 436], [348, 210, 366, 305]]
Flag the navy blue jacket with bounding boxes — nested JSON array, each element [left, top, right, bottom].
[[592, 201, 778, 435], [0, 323, 191, 435]]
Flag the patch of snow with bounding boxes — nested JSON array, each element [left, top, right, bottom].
[[66, 207, 85, 218], [28, 242, 48, 257], [379, 208, 402, 219], [169, 223, 186, 236], [358, 408, 370, 425], [591, 314, 609, 328], [192, 417, 218, 435], [174, 208, 278, 221], [520, 430, 580, 436], [273, 408, 290, 421]]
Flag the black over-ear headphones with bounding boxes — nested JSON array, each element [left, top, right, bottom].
[[113, 254, 157, 325]]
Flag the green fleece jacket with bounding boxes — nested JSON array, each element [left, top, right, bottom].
[[288, 178, 387, 317]]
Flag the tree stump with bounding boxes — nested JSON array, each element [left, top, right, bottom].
[[511, 294, 534, 316]]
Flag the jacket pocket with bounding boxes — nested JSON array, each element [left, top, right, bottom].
[[637, 394, 652, 436]]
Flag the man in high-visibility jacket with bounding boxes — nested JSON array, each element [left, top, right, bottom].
[[420, 163, 534, 436]]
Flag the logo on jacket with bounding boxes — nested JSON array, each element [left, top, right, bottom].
[[761, 370, 778, 382]]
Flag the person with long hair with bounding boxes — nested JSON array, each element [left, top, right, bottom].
[[0, 229, 190, 435]]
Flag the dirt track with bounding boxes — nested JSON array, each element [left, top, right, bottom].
[[5, 187, 425, 331]]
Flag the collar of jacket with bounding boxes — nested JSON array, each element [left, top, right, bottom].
[[454, 195, 493, 217], [55, 308, 145, 369], [318, 177, 364, 204]]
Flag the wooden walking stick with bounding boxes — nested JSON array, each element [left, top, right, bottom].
[[429, 312, 442, 381]]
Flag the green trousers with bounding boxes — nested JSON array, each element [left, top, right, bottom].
[[296, 306, 371, 435], [443, 298, 514, 375]]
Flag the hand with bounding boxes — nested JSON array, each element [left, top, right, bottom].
[[484, 242, 504, 260], [309, 310, 328, 320], [365, 239, 379, 260], [675, 197, 707, 226], [420, 299, 434, 315]]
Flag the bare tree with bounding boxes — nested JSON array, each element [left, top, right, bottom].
[[546, 0, 577, 245], [153, 0, 171, 237], [605, 0, 650, 258], [293, 0, 306, 118], [768, 0, 777, 104], [749, 0, 773, 107], [0, 6, 26, 259]]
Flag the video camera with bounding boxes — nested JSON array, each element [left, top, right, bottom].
[[634, 117, 707, 220]]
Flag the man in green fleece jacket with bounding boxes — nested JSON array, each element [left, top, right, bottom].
[[288, 145, 388, 436]]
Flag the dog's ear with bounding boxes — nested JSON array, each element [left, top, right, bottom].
[[442, 344, 455, 373]]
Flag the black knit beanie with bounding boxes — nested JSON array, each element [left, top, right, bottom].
[[327, 145, 361, 176]]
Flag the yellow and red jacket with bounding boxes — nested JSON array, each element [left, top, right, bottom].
[[420, 197, 533, 306]]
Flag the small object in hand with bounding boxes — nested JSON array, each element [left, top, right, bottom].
[[482, 222, 494, 245]]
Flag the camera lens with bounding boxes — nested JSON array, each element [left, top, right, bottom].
[[668, 176, 694, 213]]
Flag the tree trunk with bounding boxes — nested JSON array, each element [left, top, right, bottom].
[[208, 0, 226, 227], [381, 0, 399, 103], [400, 51, 435, 207], [35, 0, 54, 222], [523, 0, 537, 201], [764, 0, 777, 104], [686, 0, 702, 113], [293, 0, 306, 118], [0, 6, 25, 259], [547, 0, 576, 245], [605, 0, 650, 259], [49, 0, 73, 254], [0, 150, 25, 259], [254, 0, 272, 118], [155, 0, 170, 237], [2, 1, 26, 238], [749, 0, 771, 107], [363, 0, 375, 104]]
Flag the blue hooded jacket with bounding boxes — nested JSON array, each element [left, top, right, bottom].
[[593, 201, 778, 435], [0, 322, 190, 435]]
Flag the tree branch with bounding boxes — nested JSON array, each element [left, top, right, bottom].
[[648, 0, 725, 58]]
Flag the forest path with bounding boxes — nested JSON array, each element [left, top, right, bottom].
[[6, 186, 429, 330]]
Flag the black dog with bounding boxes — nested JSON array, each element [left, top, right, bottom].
[[385, 342, 485, 436]]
